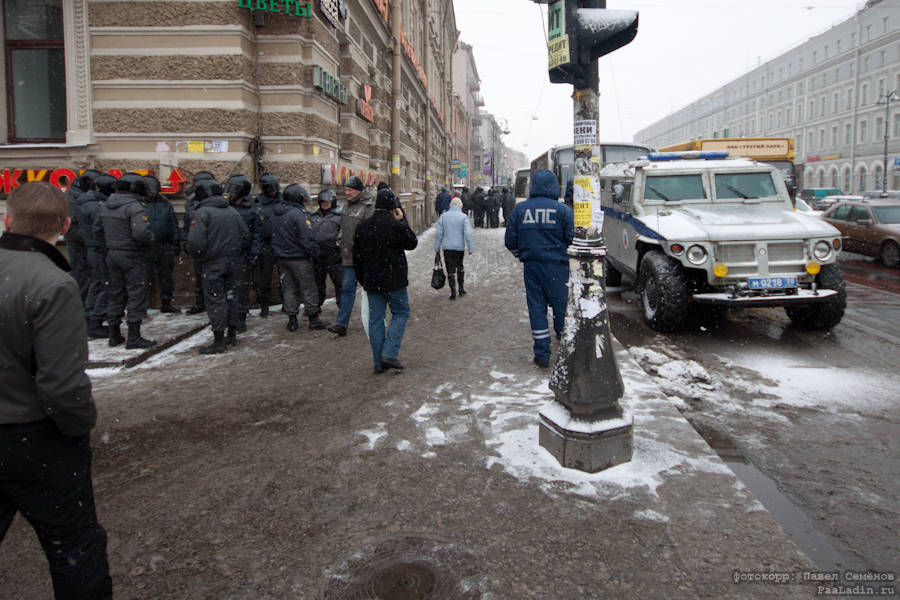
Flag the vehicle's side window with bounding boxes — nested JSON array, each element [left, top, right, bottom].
[[848, 205, 871, 221], [831, 204, 852, 221]]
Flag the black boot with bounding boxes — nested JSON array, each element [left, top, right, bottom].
[[308, 313, 329, 330], [259, 304, 270, 318], [88, 318, 109, 339], [199, 330, 227, 354], [287, 314, 299, 331], [160, 301, 180, 314], [225, 326, 238, 346], [449, 278, 457, 300], [458, 273, 466, 296], [125, 321, 156, 349], [108, 320, 125, 347], [186, 305, 205, 315], [236, 314, 247, 333]]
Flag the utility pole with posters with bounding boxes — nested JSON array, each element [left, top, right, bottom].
[[537, 0, 639, 473]]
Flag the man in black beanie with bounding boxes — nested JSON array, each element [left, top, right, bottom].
[[352, 189, 418, 374]]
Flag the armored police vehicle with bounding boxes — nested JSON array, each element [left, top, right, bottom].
[[599, 151, 847, 331]]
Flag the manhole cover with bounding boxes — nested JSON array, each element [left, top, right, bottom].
[[322, 535, 487, 599]]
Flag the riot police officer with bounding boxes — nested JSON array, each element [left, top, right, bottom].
[[79, 173, 117, 338], [95, 172, 156, 348], [187, 179, 250, 354], [144, 175, 181, 313], [255, 173, 282, 317], [225, 174, 262, 331], [184, 171, 215, 314], [310, 188, 343, 312]]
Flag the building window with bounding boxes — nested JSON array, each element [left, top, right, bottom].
[[832, 126, 838, 146], [894, 113, 900, 138], [851, 33, 856, 47], [843, 167, 851, 192], [808, 131, 814, 151], [834, 92, 840, 113], [858, 166, 867, 192], [821, 96, 826, 117], [866, 25, 871, 42], [813, 50, 818, 64], [879, 78, 886, 98], [786, 106, 792, 125], [809, 100, 815, 118], [863, 56, 870, 73], [861, 83, 869, 105], [837, 39, 842, 53], [876, 117, 884, 142], [819, 129, 826, 148], [884, 17, 889, 33], [3, 0, 66, 143], [845, 123, 852, 145], [881, 50, 886, 66], [859, 120, 868, 143], [875, 165, 883, 190], [847, 88, 853, 109]]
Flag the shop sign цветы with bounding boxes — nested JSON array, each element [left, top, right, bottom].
[[358, 84, 375, 123], [237, 0, 312, 17], [313, 66, 348, 105]]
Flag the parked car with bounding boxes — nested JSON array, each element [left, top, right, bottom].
[[862, 190, 900, 201], [817, 194, 864, 211], [799, 187, 842, 208], [822, 199, 900, 267]]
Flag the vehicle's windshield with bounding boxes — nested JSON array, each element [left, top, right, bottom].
[[715, 172, 777, 200], [603, 145, 649, 164], [644, 174, 706, 201], [872, 206, 900, 224]]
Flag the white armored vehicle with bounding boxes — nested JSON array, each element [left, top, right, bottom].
[[599, 151, 846, 331]]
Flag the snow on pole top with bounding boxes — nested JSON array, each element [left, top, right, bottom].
[[576, 8, 639, 34]]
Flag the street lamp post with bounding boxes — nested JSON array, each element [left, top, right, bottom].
[[878, 90, 899, 194]]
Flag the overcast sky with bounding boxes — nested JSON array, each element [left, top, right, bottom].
[[453, 0, 868, 165]]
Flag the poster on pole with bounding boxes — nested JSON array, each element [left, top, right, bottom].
[[573, 120, 597, 147]]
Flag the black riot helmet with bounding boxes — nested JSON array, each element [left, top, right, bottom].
[[318, 189, 336, 207], [95, 174, 117, 196], [259, 173, 280, 197], [193, 171, 215, 183], [193, 179, 223, 202], [78, 169, 101, 192], [225, 175, 252, 202], [116, 172, 149, 197], [283, 184, 311, 206], [144, 175, 161, 198]]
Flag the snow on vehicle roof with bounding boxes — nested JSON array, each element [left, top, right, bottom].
[[600, 157, 764, 177]]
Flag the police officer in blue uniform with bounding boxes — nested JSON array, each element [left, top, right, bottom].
[[504, 169, 574, 368]]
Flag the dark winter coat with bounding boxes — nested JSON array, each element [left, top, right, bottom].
[[65, 186, 84, 244], [310, 207, 342, 248], [232, 198, 263, 258], [256, 194, 281, 245], [504, 169, 574, 264], [186, 195, 250, 263], [339, 187, 375, 267], [95, 192, 154, 253], [435, 190, 452, 215], [0, 232, 96, 436], [77, 189, 108, 251], [145, 195, 180, 248], [488, 190, 502, 209], [271, 202, 319, 261], [353, 208, 418, 294]]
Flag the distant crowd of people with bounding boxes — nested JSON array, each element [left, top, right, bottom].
[[436, 184, 516, 229]]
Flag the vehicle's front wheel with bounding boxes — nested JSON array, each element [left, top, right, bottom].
[[879, 240, 899, 268], [784, 263, 847, 329], [638, 250, 689, 331]]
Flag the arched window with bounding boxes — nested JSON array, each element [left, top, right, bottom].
[[842, 167, 852, 192], [818, 170, 825, 187], [874, 165, 884, 190], [806, 170, 815, 187], [858, 166, 867, 192], [830, 169, 839, 188]]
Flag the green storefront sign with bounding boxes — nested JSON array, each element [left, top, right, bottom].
[[237, 0, 312, 17], [313, 66, 348, 105]]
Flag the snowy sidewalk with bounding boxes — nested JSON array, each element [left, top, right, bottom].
[[3, 226, 821, 598]]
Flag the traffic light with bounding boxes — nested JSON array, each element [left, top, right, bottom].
[[547, 0, 639, 89]]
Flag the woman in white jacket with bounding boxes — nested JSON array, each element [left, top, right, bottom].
[[434, 198, 475, 300]]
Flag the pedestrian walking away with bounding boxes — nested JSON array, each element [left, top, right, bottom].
[[0, 181, 113, 600], [353, 188, 418, 374], [504, 169, 574, 368], [329, 175, 374, 336], [255, 173, 283, 317], [272, 183, 328, 332], [310, 188, 343, 313], [186, 179, 250, 353], [225, 174, 263, 331], [144, 174, 181, 314], [435, 185, 452, 216], [95, 172, 157, 349], [434, 197, 474, 300]]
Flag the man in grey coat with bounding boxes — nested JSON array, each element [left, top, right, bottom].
[[328, 175, 374, 336], [0, 182, 112, 599], [95, 172, 156, 348]]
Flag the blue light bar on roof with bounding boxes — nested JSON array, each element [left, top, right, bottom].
[[648, 151, 730, 161]]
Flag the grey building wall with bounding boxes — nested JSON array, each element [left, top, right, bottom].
[[635, 0, 900, 192]]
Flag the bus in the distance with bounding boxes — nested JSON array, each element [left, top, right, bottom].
[[529, 142, 653, 199], [658, 137, 796, 195]]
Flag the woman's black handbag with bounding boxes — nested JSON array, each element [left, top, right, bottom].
[[431, 252, 446, 290]]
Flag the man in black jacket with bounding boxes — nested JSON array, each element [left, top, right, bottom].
[[79, 173, 117, 339], [0, 182, 113, 599], [144, 175, 181, 313], [225, 174, 262, 331], [187, 179, 250, 353], [353, 188, 418, 374], [65, 169, 100, 299], [95, 172, 156, 349], [310, 188, 342, 313], [255, 173, 282, 317], [183, 171, 215, 315]]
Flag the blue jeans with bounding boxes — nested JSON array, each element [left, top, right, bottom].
[[335, 266, 357, 327], [367, 288, 410, 366]]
